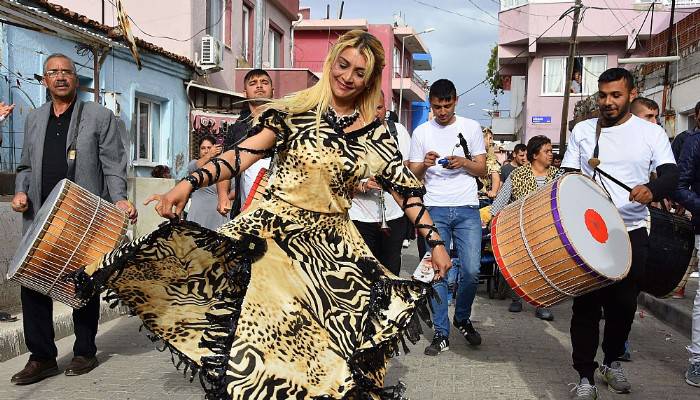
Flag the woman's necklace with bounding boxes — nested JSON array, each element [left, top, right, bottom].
[[325, 106, 360, 130]]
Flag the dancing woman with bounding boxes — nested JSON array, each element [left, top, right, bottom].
[[70, 30, 451, 399]]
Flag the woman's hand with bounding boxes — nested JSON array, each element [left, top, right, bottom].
[[144, 181, 192, 219], [430, 245, 452, 280]]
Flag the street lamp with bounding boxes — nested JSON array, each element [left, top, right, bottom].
[[398, 27, 435, 124]]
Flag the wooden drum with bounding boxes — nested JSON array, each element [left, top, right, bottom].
[[8, 179, 128, 308], [491, 173, 631, 307]]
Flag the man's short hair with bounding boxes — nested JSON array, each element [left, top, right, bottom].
[[43, 53, 76, 74], [695, 100, 700, 116], [553, 152, 564, 161], [513, 143, 527, 154], [598, 67, 635, 91], [244, 69, 272, 84], [429, 79, 457, 101], [631, 97, 659, 112], [526, 135, 551, 162]]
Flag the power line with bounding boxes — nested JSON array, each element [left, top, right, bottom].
[[602, 0, 631, 35], [411, 0, 536, 38], [457, 6, 575, 97], [104, 0, 224, 43]]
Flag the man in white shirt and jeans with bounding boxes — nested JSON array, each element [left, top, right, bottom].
[[563, 68, 678, 399], [409, 79, 486, 356]]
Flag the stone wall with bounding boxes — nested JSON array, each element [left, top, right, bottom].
[[0, 201, 23, 310]]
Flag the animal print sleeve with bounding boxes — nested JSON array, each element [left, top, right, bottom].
[[370, 124, 426, 199], [247, 108, 291, 146]]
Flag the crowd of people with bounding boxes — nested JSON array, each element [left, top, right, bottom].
[[3, 30, 700, 400]]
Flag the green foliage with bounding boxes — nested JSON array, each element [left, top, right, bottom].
[[486, 45, 503, 97]]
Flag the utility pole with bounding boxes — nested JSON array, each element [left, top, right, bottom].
[[558, 0, 582, 154], [661, 0, 676, 134]]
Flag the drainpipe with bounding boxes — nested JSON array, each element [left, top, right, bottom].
[[290, 13, 303, 67], [254, 0, 265, 68]]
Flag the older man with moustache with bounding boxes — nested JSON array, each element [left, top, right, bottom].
[[10, 53, 135, 385]]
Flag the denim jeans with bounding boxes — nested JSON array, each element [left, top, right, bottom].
[[689, 235, 700, 363], [427, 205, 482, 337]]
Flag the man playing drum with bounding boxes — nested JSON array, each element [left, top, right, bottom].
[[562, 68, 678, 399], [10, 53, 136, 385]]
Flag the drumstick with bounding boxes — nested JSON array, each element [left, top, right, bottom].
[[591, 166, 632, 192]]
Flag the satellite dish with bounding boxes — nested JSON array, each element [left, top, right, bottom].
[[116, 0, 142, 70]]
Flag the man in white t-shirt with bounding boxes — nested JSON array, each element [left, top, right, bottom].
[[562, 68, 678, 399], [349, 92, 410, 275], [408, 79, 487, 356]]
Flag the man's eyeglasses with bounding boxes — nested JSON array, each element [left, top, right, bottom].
[[45, 69, 75, 78]]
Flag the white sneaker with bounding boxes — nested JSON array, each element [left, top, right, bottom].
[[569, 378, 598, 399], [690, 271, 699, 278], [402, 239, 410, 248]]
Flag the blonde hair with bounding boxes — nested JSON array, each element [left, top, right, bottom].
[[263, 30, 385, 127]]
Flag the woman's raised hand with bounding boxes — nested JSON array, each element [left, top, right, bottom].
[[144, 181, 193, 219]]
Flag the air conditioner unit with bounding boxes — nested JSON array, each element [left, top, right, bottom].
[[199, 35, 223, 71]]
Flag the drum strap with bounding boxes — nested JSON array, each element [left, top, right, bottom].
[[66, 102, 85, 182], [589, 118, 634, 199]]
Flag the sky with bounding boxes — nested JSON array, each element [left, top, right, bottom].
[[299, 0, 505, 124]]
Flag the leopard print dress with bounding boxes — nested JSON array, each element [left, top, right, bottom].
[[73, 109, 431, 400]]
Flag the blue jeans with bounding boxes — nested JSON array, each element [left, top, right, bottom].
[[428, 205, 482, 337]]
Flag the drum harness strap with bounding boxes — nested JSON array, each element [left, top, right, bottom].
[[589, 118, 634, 199]]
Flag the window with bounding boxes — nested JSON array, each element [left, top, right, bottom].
[[206, 0, 223, 41], [268, 26, 283, 67], [135, 98, 161, 162], [393, 46, 401, 77], [242, 4, 252, 61], [541, 55, 607, 95]]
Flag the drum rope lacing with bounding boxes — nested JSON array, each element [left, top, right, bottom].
[[518, 188, 580, 299], [45, 197, 104, 297]]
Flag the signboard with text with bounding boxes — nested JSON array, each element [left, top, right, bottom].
[[532, 116, 552, 124]]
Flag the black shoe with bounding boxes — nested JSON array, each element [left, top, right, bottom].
[[10, 360, 60, 385], [64, 356, 99, 376], [508, 300, 523, 313], [424, 334, 449, 356], [453, 318, 482, 346], [535, 307, 554, 321]]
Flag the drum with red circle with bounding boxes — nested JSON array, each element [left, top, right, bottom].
[[491, 173, 631, 307]]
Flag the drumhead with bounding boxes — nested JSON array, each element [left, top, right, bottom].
[[556, 174, 631, 280], [7, 179, 69, 279]]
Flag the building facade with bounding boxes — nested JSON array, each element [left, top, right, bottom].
[[496, 0, 700, 146], [0, 0, 195, 183], [292, 9, 433, 131], [639, 7, 700, 137]]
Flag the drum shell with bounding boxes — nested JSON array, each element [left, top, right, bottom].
[[491, 175, 619, 308], [7, 180, 128, 308], [641, 206, 694, 298]]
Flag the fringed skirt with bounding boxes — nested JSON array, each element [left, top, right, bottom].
[[70, 204, 431, 400]]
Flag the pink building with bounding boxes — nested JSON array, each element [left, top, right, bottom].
[[292, 9, 433, 130], [52, 0, 302, 95], [496, 0, 700, 146]]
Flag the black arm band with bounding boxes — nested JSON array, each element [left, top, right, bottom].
[[182, 175, 200, 193], [646, 163, 679, 201]]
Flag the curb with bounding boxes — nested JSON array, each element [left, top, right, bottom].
[[637, 289, 693, 338], [0, 299, 128, 362]]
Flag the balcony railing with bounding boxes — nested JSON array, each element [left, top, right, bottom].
[[501, 0, 528, 11], [503, 0, 700, 12], [412, 71, 429, 93], [637, 0, 700, 7]]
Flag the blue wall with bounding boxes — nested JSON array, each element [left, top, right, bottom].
[[0, 25, 192, 178], [411, 101, 431, 133]]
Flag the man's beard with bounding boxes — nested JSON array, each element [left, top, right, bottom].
[[599, 102, 631, 127]]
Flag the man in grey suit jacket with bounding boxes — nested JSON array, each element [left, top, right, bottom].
[[10, 53, 136, 385]]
